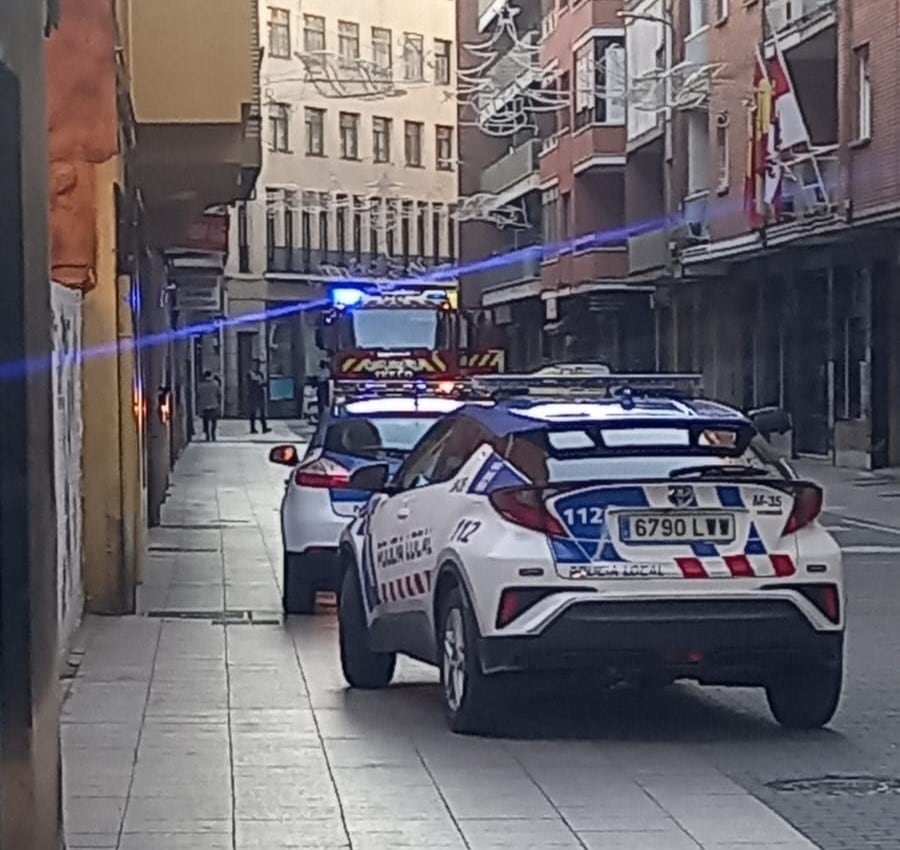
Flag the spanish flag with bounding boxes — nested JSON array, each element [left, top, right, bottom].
[[744, 47, 774, 228]]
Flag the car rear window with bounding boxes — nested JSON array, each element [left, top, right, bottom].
[[325, 415, 441, 458], [510, 428, 789, 485]]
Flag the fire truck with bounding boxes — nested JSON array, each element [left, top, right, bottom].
[[315, 284, 504, 382]]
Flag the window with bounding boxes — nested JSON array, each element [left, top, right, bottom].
[[336, 202, 347, 257], [689, 0, 708, 32], [401, 201, 412, 260], [372, 27, 392, 74], [338, 20, 360, 64], [301, 210, 312, 266], [265, 189, 278, 268], [432, 205, 442, 260], [303, 14, 325, 52], [558, 70, 571, 130], [416, 205, 427, 256], [715, 0, 729, 22], [855, 44, 872, 141], [716, 113, 729, 192], [542, 187, 559, 245], [352, 200, 363, 259], [237, 202, 249, 272], [560, 191, 571, 240], [436, 125, 453, 170], [319, 206, 329, 252], [268, 103, 290, 152], [386, 202, 395, 255], [403, 32, 424, 81], [339, 112, 360, 159], [433, 38, 451, 85], [394, 419, 455, 491], [305, 107, 325, 156], [373, 116, 392, 163], [268, 8, 291, 59], [404, 121, 424, 166], [370, 199, 380, 255], [284, 191, 296, 257], [447, 209, 455, 260], [575, 38, 625, 127]]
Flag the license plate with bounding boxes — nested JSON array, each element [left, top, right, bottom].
[[618, 512, 735, 544]]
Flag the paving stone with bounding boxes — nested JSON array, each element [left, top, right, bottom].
[[235, 818, 350, 848], [459, 818, 582, 848]]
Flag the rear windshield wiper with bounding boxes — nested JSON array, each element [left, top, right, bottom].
[[669, 464, 771, 479]]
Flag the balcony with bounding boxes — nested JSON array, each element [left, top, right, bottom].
[[266, 250, 455, 279], [628, 229, 670, 275], [480, 140, 541, 198], [764, 0, 836, 51], [466, 253, 542, 304], [122, 0, 261, 246], [541, 247, 628, 290], [477, 31, 540, 117]]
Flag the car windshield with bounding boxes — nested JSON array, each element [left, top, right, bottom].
[[325, 415, 442, 460], [515, 428, 790, 484], [351, 308, 438, 349]]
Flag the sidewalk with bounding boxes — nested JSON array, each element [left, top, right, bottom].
[[198, 417, 314, 445], [793, 458, 900, 531]]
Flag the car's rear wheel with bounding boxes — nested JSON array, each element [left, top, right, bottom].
[[339, 567, 395, 689], [439, 586, 496, 735], [766, 662, 843, 730], [282, 552, 317, 615]]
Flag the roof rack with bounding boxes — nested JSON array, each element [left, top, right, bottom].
[[469, 372, 705, 401]]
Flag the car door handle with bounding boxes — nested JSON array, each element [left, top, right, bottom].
[[396, 507, 410, 520]]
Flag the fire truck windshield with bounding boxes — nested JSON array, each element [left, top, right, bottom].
[[350, 308, 440, 350]]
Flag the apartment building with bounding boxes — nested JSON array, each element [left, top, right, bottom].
[[628, 0, 900, 470], [223, 0, 459, 417], [459, 0, 655, 372]]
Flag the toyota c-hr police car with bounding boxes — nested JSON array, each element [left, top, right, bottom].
[[336, 375, 844, 734], [268, 385, 467, 614]]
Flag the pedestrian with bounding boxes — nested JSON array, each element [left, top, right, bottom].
[[316, 359, 331, 421], [247, 358, 271, 434], [197, 370, 221, 442]]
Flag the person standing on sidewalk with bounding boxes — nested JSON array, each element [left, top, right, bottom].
[[197, 370, 222, 442], [316, 359, 331, 422], [247, 358, 271, 434]]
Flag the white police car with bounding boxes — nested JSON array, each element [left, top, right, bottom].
[[336, 375, 844, 733], [268, 388, 466, 614]]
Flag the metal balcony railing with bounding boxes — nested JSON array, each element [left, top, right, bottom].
[[765, 0, 836, 36], [468, 252, 540, 299]]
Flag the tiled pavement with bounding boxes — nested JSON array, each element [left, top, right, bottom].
[[62, 440, 900, 850]]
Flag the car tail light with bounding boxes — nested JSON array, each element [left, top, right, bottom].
[[794, 584, 840, 624], [489, 488, 566, 536], [782, 483, 823, 535], [496, 588, 558, 628], [294, 458, 351, 489]]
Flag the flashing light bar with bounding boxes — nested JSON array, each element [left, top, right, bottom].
[[333, 377, 472, 401], [328, 286, 456, 310], [469, 372, 705, 401]]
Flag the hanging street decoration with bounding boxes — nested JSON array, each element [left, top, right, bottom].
[[451, 3, 570, 137], [452, 194, 531, 230]]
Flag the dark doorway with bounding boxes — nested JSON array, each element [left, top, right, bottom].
[[788, 271, 830, 456], [237, 332, 256, 417], [871, 261, 891, 468]]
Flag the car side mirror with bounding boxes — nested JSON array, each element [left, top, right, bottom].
[[349, 462, 391, 492], [749, 407, 792, 439], [269, 444, 299, 466]]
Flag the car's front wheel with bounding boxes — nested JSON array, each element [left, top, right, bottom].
[[282, 552, 317, 615], [439, 586, 496, 735], [338, 566, 395, 689], [766, 662, 843, 730]]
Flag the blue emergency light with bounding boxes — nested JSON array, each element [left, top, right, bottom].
[[330, 287, 365, 308]]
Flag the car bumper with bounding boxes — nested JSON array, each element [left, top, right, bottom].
[[477, 598, 843, 685], [288, 547, 341, 592]]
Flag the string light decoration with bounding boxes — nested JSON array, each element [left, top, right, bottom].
[[452, 194, 532, 230], [268, 32, 444, 100], [451, 3, 570, 137]]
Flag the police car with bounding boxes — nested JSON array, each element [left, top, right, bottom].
[[268, 380, 468, 614], [335, 374, 844, 734]]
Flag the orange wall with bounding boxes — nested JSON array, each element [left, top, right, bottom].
[[45, 0, 118, 290]]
